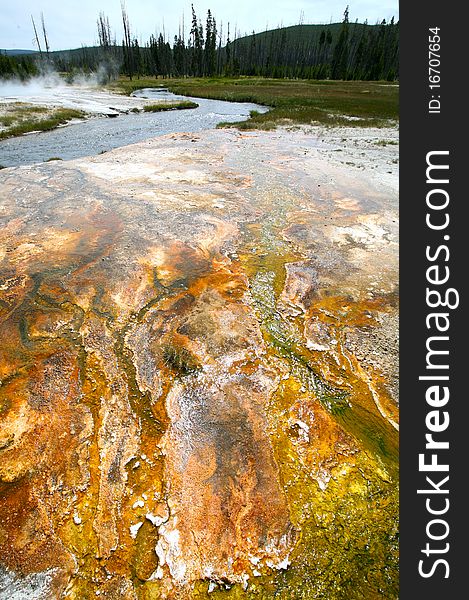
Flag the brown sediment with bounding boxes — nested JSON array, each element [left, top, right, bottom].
[[0, 127, 398, 599]]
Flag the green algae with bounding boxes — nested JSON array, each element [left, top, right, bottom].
[[210, 208, 400, 599], [241, 211, 398, 466], [266, 375, 398, 600]]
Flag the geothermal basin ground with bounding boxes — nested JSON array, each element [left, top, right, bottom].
[[0, 120, 399, 599]]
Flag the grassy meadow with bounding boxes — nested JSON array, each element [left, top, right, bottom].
[[111, 76, 399, 129], [143, 100, 199, 112], [0, 105, 85, 140]]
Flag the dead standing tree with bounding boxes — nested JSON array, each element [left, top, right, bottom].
[[31, 13, 52, 72], [121, 2, 134, 80], [41, 12, 50, 56], [97, 12, 118, 82], [31, 15, 43, 58]]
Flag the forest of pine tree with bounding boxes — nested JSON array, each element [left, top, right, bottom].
[[0, 54, 39, 79], [1, 6, 399, 82]]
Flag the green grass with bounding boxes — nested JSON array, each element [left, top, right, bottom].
[[0, 108, 86, 140], [0, 116, 15, 127], [143, 100, 198, 112], [110, 76, 398, 129], [17, 105, 49, 114], [1, 104, 49, 127]]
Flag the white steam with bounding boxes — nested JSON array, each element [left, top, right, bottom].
[[0, 69, 148, 116]]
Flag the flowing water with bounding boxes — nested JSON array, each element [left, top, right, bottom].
[[0, 87, 268, 167]]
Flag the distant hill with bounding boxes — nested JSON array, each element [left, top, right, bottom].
[[227, 21, 398, 80], [49, 47, 98, 57], [2, 47, 97, 61], [236, 23, 345, 45], [1, 49, 38, 56], [231, 21, 397, 50]]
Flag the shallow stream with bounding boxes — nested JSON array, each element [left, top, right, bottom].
[[0, 87, 268, 167]]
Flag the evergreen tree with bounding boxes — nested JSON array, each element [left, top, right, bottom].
[[190, 5, 204, 76], [204, 10, 217, 76], [173, 34, 186, 76]]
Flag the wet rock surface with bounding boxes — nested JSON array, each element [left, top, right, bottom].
[[0, 128, 398, 599]]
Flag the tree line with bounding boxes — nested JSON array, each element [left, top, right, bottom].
[[225, 10, 398, 81], [0, 54, 39, 80], [1, 5, 398, 82]]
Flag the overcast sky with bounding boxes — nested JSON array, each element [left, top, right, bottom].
[[1, 0, 399, 51]]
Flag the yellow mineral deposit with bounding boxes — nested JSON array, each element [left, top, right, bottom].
[[0, 129, 398, 599]]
